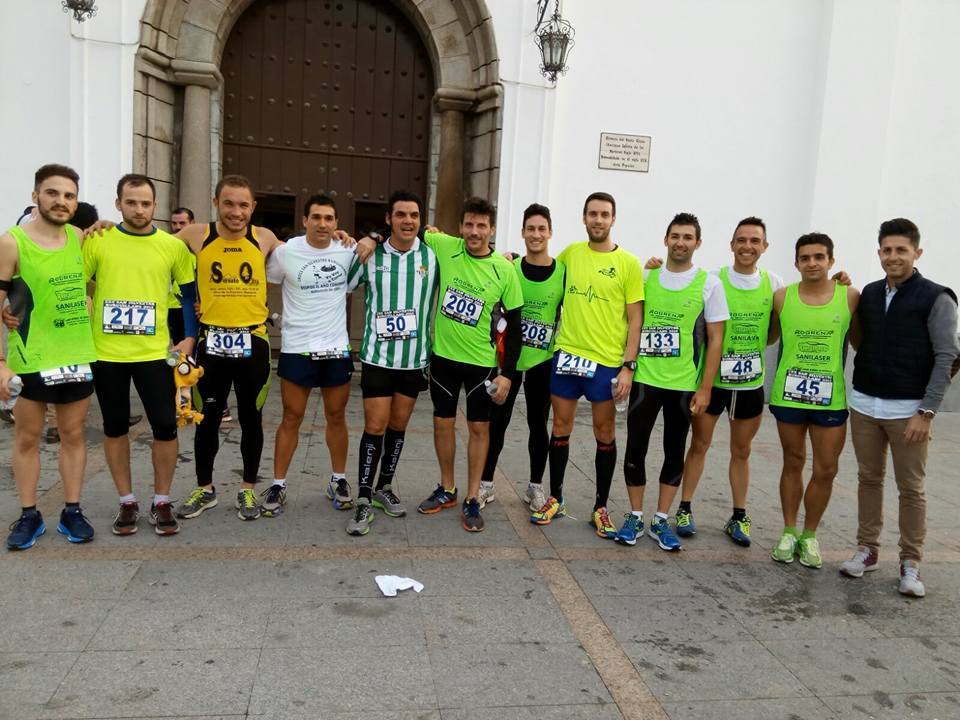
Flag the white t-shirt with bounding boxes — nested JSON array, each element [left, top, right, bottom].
[[266, 235, 355, 354], [716, 266, 786, 293], [649, 265, 730, 322]]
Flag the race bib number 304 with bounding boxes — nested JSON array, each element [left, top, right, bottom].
[[40, 364, 93, 386], [783, 369, 834, 406], [638, 326, 681, 357], [206, 327, 252, 358], [102, 300, 156, 335], [375, 309, 418, 340], [440, 288, 485, 327], [720, 352, 762, 384], [521, 318, 555, 350], [555, 351, 597, 378]]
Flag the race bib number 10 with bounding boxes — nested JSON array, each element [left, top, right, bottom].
[[783, 369, 834, 406], [555, 351, 597, 378], [441, 288, 485, 327], [40, 364, 93, 386], [102, 300, 156, 335], [638, 326, 681, 357], [206, 327, 252, 358]]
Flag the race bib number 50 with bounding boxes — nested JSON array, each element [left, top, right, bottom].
[[441, 288, 484, 327], [555, 351, 597, 378], [783, 369, 834, 406], [102, 300, 156, 335], [206, 327, 252, 358], [375, 309, 418, 340]]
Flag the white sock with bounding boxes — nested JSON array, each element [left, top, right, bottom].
[[481, 480, 495, 489], [528, 482, 540, 491], [273, 478, 286, 487], [331, 473, 346, 482], [119, 494, 136, 504], [631, 510, 643, 519], [655, 511, 668, 521], [153, 494, 170, 506]]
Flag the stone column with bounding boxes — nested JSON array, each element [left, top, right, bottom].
[[180, 84, 213, 222], [434, 89, 475, 233]]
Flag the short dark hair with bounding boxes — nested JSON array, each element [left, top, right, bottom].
[[171, 207, 195, 220], [666, 212, 701, 241], [116, 173, 156, 200], [461, 196, 496, 226], [34, 163, 79, 191], [71, 202, 99, 231], [214, 174, 254, 198], [522, 203, 552, 230], [387, 190, 423, 217], [582, 192, 616, 217], [734, 216, 766, 240], [878, 218, 920, 247], [304, 193, 338, 218], [795, 232, 834, 261]]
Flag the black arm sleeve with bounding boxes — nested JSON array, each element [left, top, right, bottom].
[[501, 307, 523, 375]]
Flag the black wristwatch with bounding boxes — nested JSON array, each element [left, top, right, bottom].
[[621, 360, 637, 372]]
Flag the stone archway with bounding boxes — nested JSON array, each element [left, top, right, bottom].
[[134, 0, 501, 230]]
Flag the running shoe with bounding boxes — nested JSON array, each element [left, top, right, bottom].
[[417, 484, 458, 514], [176, 488, 218, 519], [530, 497, 566, 525], [591, 507, 617, 539], [346, 501, 375, 536], [0, 407, 14, 424], [675, 508, 697, 537], [372, 487, 406, 517], [149, 502, 181, 536], [326, 477, 354, 510], [615, 513, 643, 546], [724, 515, 752, 547], [898, 560, 925, 598], [771, 531, 797, 564], [839, 546, 878, 578], [648, 517, 682, 551], [477, 482, 495, 509], [462, 498, 485, 532], [797, 536, 823, 569], [235, 489, 261, 521], [6, 510, 45, 550], [524, 483, 547, 513], [112, 501, 140, 535], [44, 427, 60, 444], [260, 483, 287, 517], [57, 507, 95, 543]]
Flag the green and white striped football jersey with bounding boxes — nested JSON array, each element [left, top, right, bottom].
[[348, 237, 439, 369]]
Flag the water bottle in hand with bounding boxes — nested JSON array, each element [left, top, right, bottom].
[[611, 378, 628, 414], [1, 376, 23, 411], [484, 379, 498, 397]]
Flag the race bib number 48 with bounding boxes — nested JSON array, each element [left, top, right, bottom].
[[40, 364, 93, 386], [375, 309, 418, 340], [521, 318, 555, 350], [555, 351, 597, 378], [441, 288, 484, 327], [206, 327, 252, 358], [102, 300, 156, 335], [783, 369, 834, 406], [720, 352, 762, 384], [638, 326, 680, 357]]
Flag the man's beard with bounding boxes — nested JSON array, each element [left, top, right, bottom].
[[123, 216, 153, 231], [588, 228, 609, 243], [39, 205, 70, 227]]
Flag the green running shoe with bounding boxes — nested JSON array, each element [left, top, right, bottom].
[[176, 488, 218, 519], [797, 536, 823, 569], [771, 531, 797, 564]]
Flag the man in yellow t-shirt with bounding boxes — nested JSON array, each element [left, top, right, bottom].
[[83, 174, 196, 537], [542, 192, 644, 537]]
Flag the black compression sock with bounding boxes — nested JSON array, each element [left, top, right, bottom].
[[679, 500, 692, 514], [732, 507, 747, 521]]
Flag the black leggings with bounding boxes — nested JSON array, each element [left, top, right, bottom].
[[623, 383, 692, 487], [193, 331, 272, 485], [482, 359, 552, 484], [93, 360, 177, 440]]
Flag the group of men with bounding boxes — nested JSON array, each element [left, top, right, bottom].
[[0, 164, 956, 599]]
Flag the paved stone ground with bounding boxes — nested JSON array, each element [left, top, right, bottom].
[[1, 373, 959, 720]]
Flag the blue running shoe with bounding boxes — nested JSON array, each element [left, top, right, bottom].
[[615, 513, 643, 546], [675, 508, 696, 537], [649, 517, 682, 551], [6, 511, 45, 550], [57, 507, 95, 544], [724, 515, 752, 547]]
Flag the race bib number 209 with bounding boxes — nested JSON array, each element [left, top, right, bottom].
[[441, 288, 484, 327]]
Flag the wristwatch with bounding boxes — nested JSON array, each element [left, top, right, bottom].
[[621, 360, 637, 372], [917, 408, 936, 420]]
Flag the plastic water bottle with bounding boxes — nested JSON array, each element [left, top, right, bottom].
[[484, 379, 498, 396], [166, 350, 180, 367], [1, 376, 23, 411], [612, 378, 628, 414]]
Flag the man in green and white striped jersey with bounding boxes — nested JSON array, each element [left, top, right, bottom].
[[344, 190, 440, 536]]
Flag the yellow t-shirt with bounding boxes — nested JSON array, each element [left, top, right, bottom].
[[83, 225, 195, 362], [554, 241, 644, 367]]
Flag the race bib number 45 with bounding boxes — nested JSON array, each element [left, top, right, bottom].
[[102, 300, 156, 335], [375, 309, 418, 340], [206, 327, 252, 358], [555, 351, 597, 378], [441, 288, 484, 327], [720, 352, 762, 384], [783, 369, 834, 406], [521, 318, 555, 350], [40, 364, 93, 386], [638, 326, 680, 357]]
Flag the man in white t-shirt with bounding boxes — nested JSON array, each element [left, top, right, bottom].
[[264, 194, 357, 516]]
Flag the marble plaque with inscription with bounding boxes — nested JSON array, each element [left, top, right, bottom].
[[598, 132, 651, 172]]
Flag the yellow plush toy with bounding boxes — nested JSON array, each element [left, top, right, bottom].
[[169, 351, 205, 428]]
